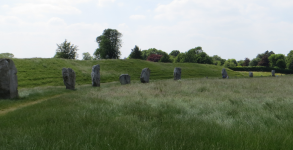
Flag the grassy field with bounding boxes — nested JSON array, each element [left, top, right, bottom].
[[13, 58, 245, 88], [1, 76, 293, 149]]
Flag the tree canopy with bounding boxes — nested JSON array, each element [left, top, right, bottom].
[[141, 48, 165, 60], [169, 50, 180, 57], [224, 59, 237, 67], [94, 28, 122, 59], [242, 58, 250, 66], [174, 47, 213, 64], [129, 45, 143, 59], [82, 52, 93, 60], [286, 50, 293, 70], [0, 53, 14, 58], [159, 52, 172, 63], [54, 39, 78, 59], [268, 54, 286, 69]]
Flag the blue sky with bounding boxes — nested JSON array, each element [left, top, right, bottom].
[[0, 0, 293, 60]]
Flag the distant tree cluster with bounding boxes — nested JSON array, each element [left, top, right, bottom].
[[52, 28, 293, 71], [174, 47, 213, 64]]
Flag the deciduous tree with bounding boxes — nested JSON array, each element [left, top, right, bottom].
[[94, 28, 122, 59]]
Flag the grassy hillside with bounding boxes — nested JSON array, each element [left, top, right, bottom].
[[13, 58, 245, 88]]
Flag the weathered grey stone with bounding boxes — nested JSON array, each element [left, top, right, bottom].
[[119, 74, 130, 85], [91, 64, 100, 87], [249, 72, 253, 77], [140, 68, 150, 83], [272, 70, 275, 77], [0, 59, 18, 99], [173, 67, 181, 80], [222, 68, 228, 78], [62, 68, 75, 90]]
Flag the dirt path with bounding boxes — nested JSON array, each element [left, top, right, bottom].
[[0, 94, 63, 116]]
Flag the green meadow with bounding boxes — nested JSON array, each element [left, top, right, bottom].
[[1, 58, 293, 149]]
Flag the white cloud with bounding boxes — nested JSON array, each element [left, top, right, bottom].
[[48, 17, 67, 26], [9, 3, 81, 16], [1, 5, 10, 9], [26, 0, 92, 5], [118, 23, 128, 28], [97, 0, 116, 7], [0, 16, 23, 24], [129, 15, 146, 20]]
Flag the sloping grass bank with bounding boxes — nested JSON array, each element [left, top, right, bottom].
[[1, 76, 293, 149], [13, 58, 244, 88]]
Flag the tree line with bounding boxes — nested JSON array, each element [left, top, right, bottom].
[[3, 28, 290, 70]]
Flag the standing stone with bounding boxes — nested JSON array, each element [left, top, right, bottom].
[[272, 70, 275, 77], [91, 64, 100, 87], [119, 74, 131, 85], [140, 68, 150, 83], [173, 67, 181, 80], [0, 59, 18, 99], [222, 68, 228, 78], [249, 72, 253, 77], [62, 68, 75, 90]]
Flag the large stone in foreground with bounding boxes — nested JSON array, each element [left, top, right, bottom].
[[119, 74, 131, 85], [174, 67, 181, 80], [272, 70, 275, 77], [62, 68, 75, 90], [140, 68, 150, 83], [0, 59, 18, 99], [249, 72, 253, 77], [91, 64, 100, 87], [221, 68, 228, 78]]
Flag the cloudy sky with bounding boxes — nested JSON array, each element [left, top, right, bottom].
[[0, 0, 293, 60]]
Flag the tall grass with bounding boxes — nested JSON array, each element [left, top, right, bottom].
[[1, 76, 293, 149]]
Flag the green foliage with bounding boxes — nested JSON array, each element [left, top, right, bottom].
[[141, 48, 165, 60], [256, 50, 275, 59], [174, 47, 213, 64], [174, 53, 186, 63], [159, 53, 172, 63], [224, 59, 237, 67], [268, 54, 286, 69], [286, 50, 293, 70], [129, 45, 143, 59], [248, 50, 275, 67], [237, 60, 244, 66], [169, 50, 180, 57], [54, 39, 78, 59], [212, 55, 225, 65], [243, 58, 250, 66], [94, 28, 122, 59], [258, 55, 270, 67], [82, 52, 93, 60], [0, 53, 14, 58], [249, 58, 261, 66], [229, 66, 293, 74]]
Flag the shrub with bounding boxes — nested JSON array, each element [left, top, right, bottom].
[[147, 54, 163, 62]]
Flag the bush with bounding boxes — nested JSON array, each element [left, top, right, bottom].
[[147, 54, 163, 62], [159, 53, 172, 63], [228, 66, 293, 74]]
